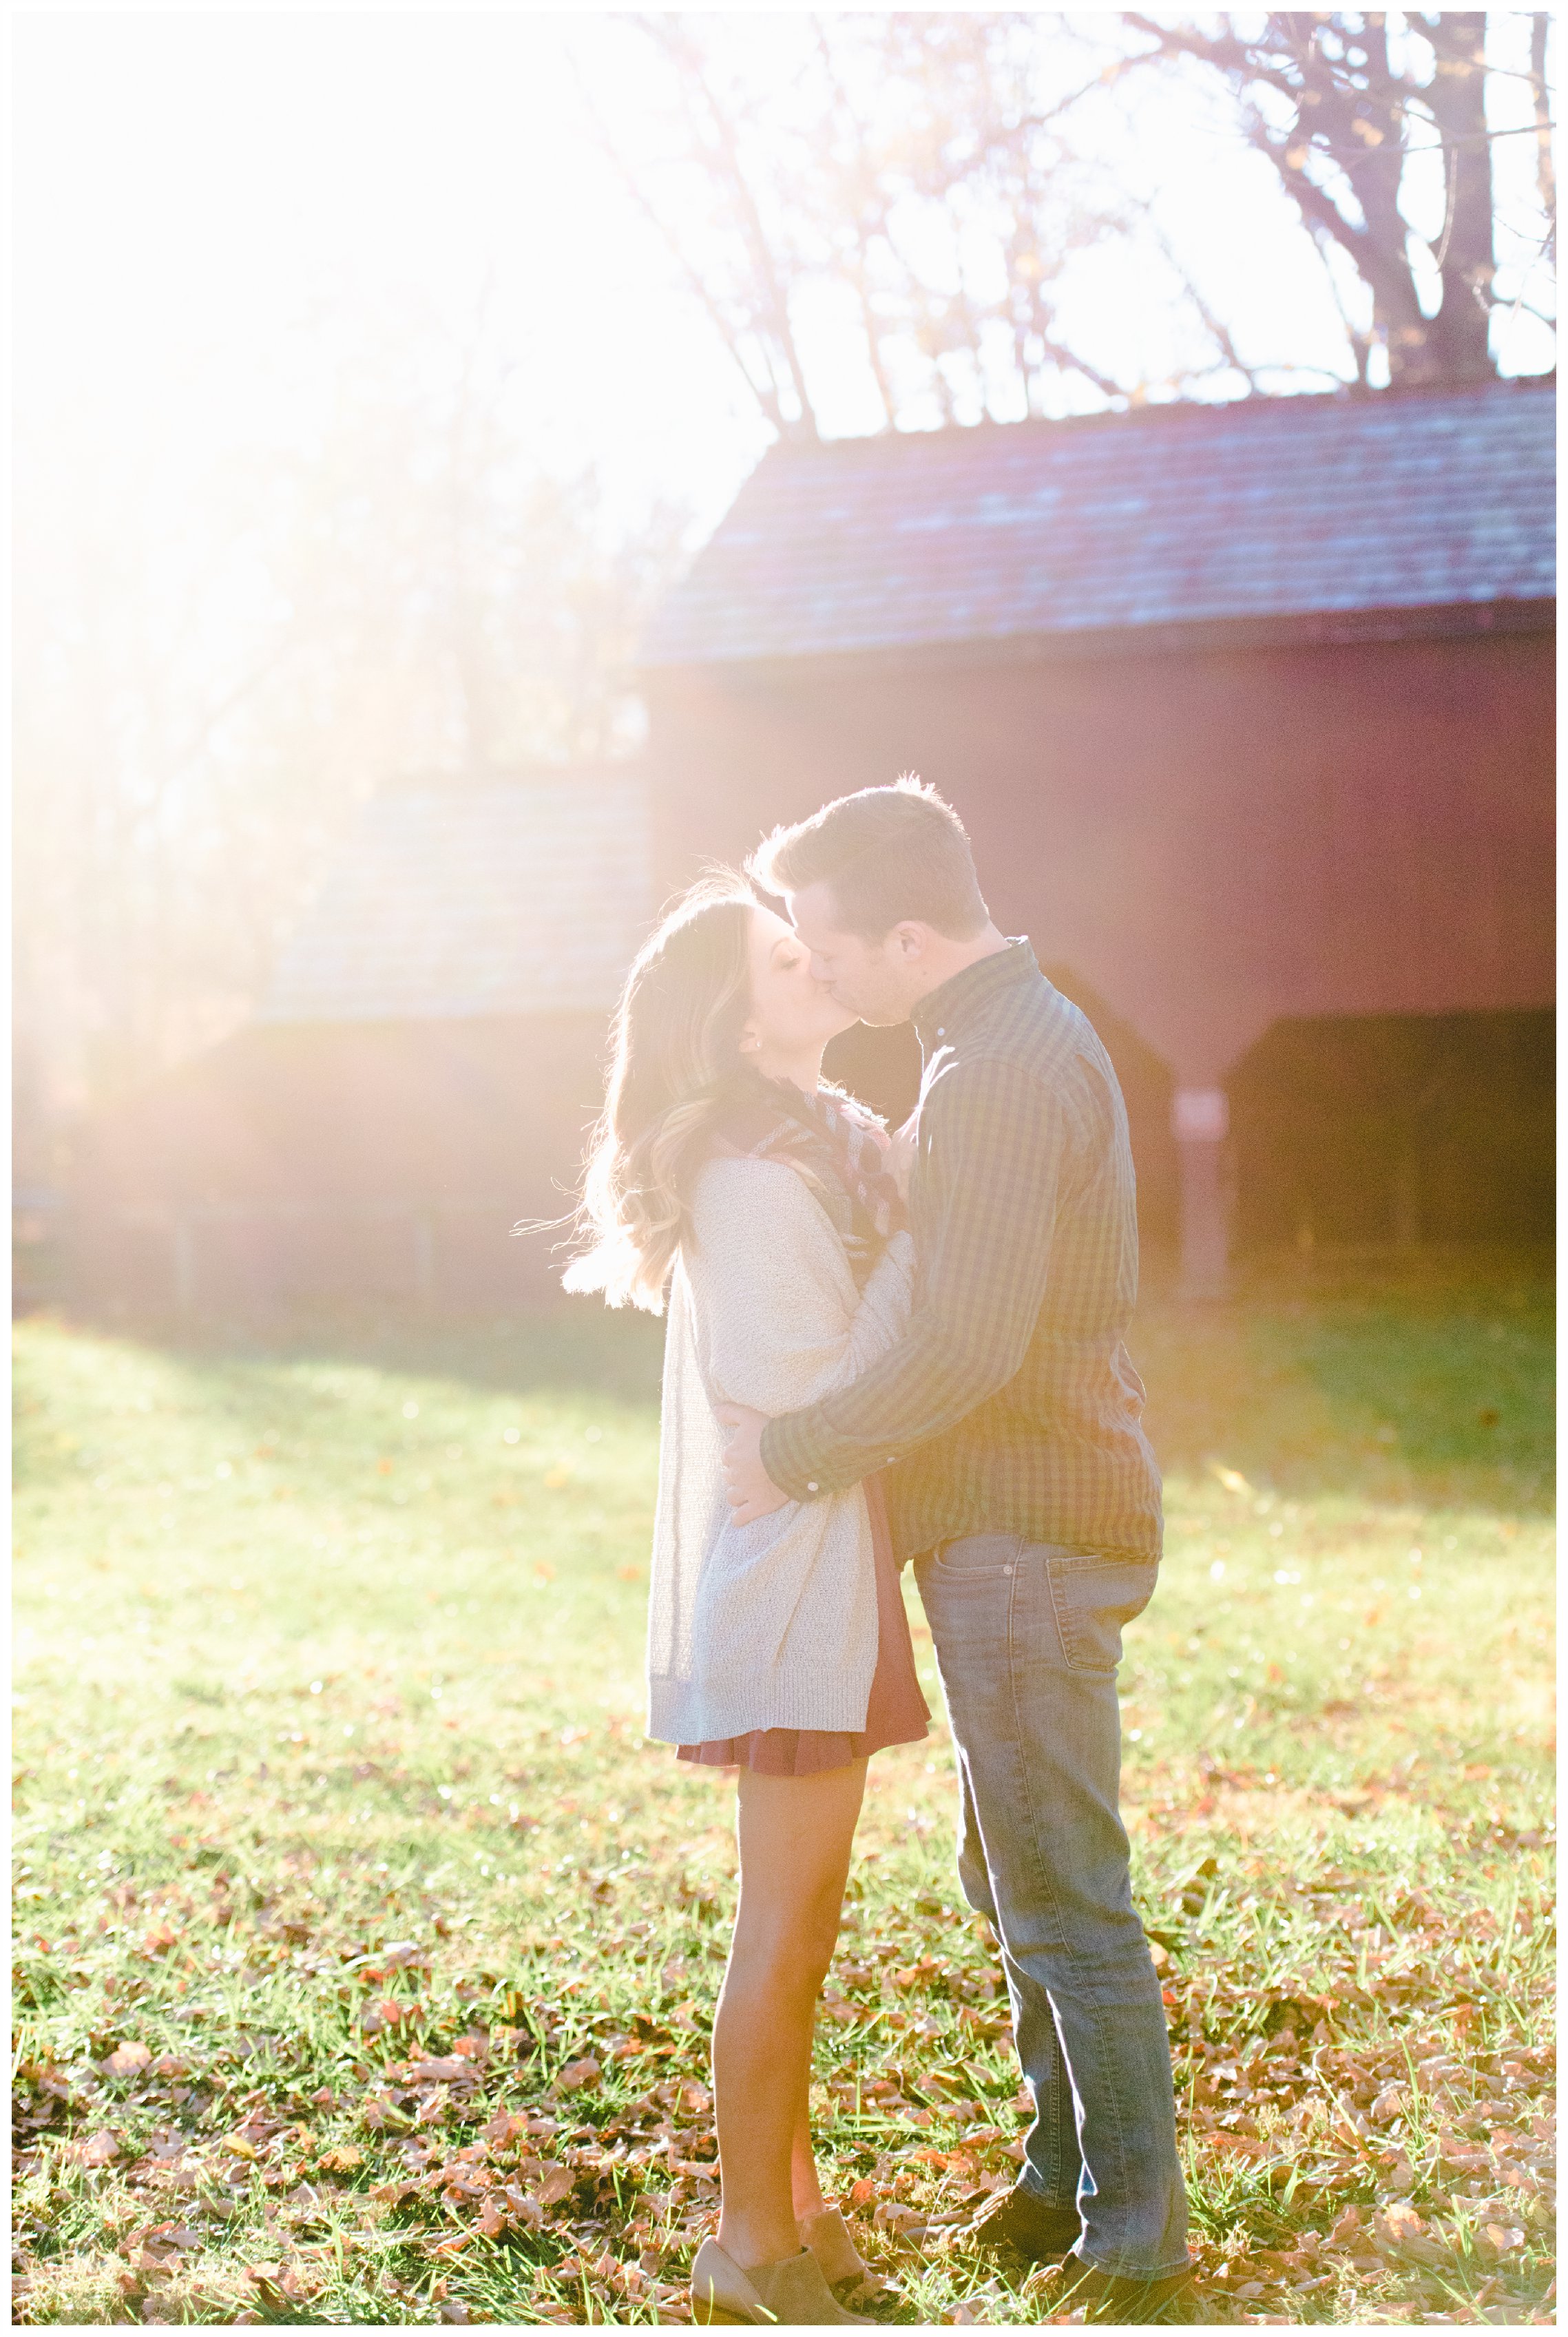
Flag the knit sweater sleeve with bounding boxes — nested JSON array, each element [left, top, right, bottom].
[[685, 1157, 914, 1418]]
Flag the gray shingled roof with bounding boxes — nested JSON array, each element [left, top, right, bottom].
[[642, 381, 1554, 667], [261, 770, 652, 1024]]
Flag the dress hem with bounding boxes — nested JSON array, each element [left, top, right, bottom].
[[675, 1717, 928, 1777]]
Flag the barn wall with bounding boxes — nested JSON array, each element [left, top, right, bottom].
[[68, 1017, 614, 1315], [645, 626, 1555, 1089]]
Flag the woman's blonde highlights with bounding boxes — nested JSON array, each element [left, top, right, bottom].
[[561, 874, 759, 1312]]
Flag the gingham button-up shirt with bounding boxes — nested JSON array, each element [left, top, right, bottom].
[[760, 941, 1163, 1564]]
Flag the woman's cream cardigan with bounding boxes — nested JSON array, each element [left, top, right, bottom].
[[647, 1155, 915, 1747]]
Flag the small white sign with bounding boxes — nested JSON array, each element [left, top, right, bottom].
[[1171, 1087, 1229, 1142]]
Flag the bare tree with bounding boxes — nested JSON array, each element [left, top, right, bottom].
[[589, 10, 1554, 434], [1122, 12, 1553, 388], [13, 301, 686, 1154], [583, 13, 1244, 439]]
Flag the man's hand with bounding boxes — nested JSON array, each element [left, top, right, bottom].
[[715, 1402, 791, 1526], [886, 1111, 919, 1204]]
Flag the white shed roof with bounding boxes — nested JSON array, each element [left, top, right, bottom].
[[260, 768, 653, 1024]]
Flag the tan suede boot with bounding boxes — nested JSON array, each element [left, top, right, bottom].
[[798, 2205, 898, 2309], [690, 2236, 872, 2325]]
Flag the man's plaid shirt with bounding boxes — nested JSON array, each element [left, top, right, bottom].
[[762, 941, 1164, 1564]]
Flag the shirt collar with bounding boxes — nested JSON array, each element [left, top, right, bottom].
[[912, 937, 1038, 1051]]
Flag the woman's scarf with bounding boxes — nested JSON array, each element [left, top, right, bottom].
[[712, 1072, 906, 1290]]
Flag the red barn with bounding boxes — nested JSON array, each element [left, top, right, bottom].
[[640, 381, 1554, 1291], [62, 384, 1552, 1317]]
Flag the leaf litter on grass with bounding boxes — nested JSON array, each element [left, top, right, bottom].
[[12, 1272, 1556, 2324]]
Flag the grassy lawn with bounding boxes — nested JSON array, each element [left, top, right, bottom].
[[12, 1257, 1555, 2326]]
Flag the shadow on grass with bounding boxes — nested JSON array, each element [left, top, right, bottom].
[[1137, 1244, 1554, 1517], [35, 1295, 669, 1405], [32, 1242, 1554, 1515]]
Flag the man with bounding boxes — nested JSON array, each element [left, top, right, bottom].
[[718, 779, 1198, 2325]]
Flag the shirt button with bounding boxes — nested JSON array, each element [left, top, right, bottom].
[[1002, 1564, 1014, 1575], [806, 1481, 819, 1494], [936, 1027, 945, 1038]]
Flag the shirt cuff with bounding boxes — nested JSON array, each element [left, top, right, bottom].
[[762, 1410, 835, 1502]]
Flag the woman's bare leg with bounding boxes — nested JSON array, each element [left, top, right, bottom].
[[712, 1759, 866, 2269], [791, 2099, 828, 2219]]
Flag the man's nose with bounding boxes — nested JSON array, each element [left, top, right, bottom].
[[809, 953, 833, 983]]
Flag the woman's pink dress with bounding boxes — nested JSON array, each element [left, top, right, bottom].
[[677, 1475, 930, 1777]]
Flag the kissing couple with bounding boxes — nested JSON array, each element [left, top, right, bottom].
[[565, 782, 1200, 2325]]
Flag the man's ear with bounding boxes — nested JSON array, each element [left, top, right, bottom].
[[890, 921, 929, 962]]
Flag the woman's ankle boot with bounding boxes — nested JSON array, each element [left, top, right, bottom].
[[798, 2205, 895, 2308], [691, 2237, 872, 2324]]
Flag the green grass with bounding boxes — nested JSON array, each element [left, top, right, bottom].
[[12, 1257, 1555, 2325]]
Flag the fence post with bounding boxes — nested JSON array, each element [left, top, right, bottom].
[[411, 1210, 437, 1306], [1173, 1087, 1231, 1300], [172, 1213, 198, 1318]]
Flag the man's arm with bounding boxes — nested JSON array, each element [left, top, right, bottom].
[[756, 1054, 1068, 1500]]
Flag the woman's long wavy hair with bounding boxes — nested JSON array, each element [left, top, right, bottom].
[[562, 873, 761, 1313]]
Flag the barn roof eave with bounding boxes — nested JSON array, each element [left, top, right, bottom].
[[635, 594, 1556, 684]]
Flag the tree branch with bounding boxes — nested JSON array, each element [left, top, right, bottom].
[[567, 53, 793, 437], [1532, 12, 1556, 220], [1143, 212, 1260, 388], [644, 19, 821, 437]]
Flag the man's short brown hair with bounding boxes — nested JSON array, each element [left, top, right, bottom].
[[747, 776, 989, 942]]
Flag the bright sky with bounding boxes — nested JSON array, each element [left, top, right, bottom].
[[15, 13, 773, 537], [14, 11, 1555, 538]]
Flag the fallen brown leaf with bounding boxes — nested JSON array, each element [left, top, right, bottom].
[[532, 2161, 575, 2206], [125, 2221, 202, 2268], [359, 2093, 410, 2133], [1372, 2201, 1442, 2264], [406, 2057, 476, 2086], [477, 2185, 545, 2239], [370, 2177, 423, 2208], [362, 1994, 423, 2035], [245, 2266, 289, 2314], [428, 2232, 481, 2260], [316, 2145, 364, 2174]]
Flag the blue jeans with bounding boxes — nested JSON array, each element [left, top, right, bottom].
[[914, 1535, 1189, 2280]]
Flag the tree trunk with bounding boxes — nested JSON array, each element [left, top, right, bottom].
[[1411, 12, 1496, 386]]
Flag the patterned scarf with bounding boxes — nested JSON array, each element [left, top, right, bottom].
[[713, 1072, 906, 1291]]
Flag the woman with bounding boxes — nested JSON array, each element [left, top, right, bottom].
[[564, 875, 930, 2327]]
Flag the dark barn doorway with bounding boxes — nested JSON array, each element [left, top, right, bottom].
[[1228, 1009, 1554, 1254]]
